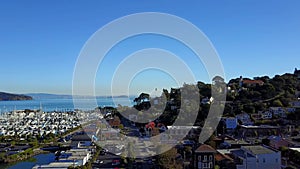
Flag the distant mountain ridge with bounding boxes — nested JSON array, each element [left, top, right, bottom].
[[0, 92, 32, 101], [26, 93, 73, 99]]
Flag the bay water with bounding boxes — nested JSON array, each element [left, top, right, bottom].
[[0, 97, 135, 113]]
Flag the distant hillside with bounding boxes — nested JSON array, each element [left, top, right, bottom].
[[0, 92, 33, 101], [26, 93, 73, 99]]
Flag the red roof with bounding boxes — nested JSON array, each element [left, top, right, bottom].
[[195, 144, 216, 153], [215, 153, 233, 162], [243, 79, 264, 85]]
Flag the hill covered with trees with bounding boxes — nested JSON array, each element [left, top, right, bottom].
[[125, 69, 300, 127], [0, 92, 33, 101]]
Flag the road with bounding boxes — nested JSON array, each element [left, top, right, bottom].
[[92, 152, 121, 169]]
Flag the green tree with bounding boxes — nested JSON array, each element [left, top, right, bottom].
[[272, 99, 283, 107]]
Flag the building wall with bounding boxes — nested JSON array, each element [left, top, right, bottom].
[[195, 153, 215, 169], [245, 156, 257, 169], [225, 118, 238, 129], [256, 153, 281, 169]]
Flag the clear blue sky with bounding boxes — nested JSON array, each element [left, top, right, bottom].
[[0, 1, 299, 95]]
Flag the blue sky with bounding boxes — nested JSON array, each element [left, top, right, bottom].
[[0, 1, 299, 95]]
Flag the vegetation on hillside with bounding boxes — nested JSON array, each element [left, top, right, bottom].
[[0, 92, 32, 101]]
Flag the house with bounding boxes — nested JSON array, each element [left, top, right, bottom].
[[269, 107, 287, 118], [242, 79, 264, 87], [221, 139, 251, 149], [259, 111, 272, 119], [214, 152, 235, 169], [268, 135, 295, 149], [71, 134, 92, 148], [231, 145, 281, 169], [222, 117, 238, 129], [236, 113, 253, 125], [291, 101, 300, 108], [286, 107, 296, 113], [194, 144, 216, 169], [239, 125, 280, 139]]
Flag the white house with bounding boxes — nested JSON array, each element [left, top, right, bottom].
[[231, 146, 281, 169]]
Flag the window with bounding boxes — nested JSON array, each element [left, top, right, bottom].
[[209, 155, 212, 161], [204, 155, 207, 161], [263, 158, 266, 163], [202, 163, 207, 168], [198, 162, 202, 169], [208, 162, 212, 168], [198, 156, 201, 161]]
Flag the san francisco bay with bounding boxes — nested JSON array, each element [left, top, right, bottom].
[[0, 97, 135, 113]]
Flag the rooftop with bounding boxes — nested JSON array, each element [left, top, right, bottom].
[[71, 134, 92, 141], [225, 139, 251, 145], [195, 144, 216, 153], [231, 149, 255, 158], [242, 79, 264, 85], [242, 145, 277, 155], [215, 153, 234, 162]]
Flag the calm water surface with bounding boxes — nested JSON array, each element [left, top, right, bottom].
[[0, 153, 55, 169], [0, 98, 134, 112]]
